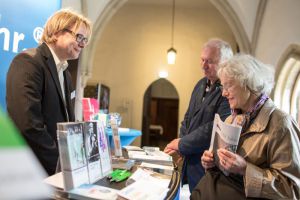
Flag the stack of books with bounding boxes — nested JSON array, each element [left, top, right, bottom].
[[126, 146, 173, 166]]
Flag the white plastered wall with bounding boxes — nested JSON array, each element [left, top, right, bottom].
[[254, 0, 300, 68]]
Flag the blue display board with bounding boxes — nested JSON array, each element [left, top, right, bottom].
[[0, 0, 61, 110]]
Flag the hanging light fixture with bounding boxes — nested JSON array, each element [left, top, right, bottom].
[[167, 0, 176, 65]]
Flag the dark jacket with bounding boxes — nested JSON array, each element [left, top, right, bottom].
[[179, 77, 230, 191], [6, 43, 75, 175]]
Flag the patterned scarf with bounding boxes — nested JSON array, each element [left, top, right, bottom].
[[231, 93, 269, 133]]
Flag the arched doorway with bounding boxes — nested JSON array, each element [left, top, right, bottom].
[[141, 78, 179, 150]]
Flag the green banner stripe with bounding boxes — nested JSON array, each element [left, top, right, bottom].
[[0, 109, 25, 147]]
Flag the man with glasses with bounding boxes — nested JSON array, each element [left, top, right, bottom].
[[6, 9, 92, 175], [164, 39, 233, 192]]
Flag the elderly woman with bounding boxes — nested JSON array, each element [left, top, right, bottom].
[[191, 54, 300, 199]]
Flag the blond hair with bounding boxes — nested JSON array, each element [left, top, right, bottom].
[[41, 8, 92, 44]]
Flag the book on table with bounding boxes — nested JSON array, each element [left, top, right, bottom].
[[57, 122, 89, 191], [127, 146, 173, 166], [83, 121, 102, 183], [96, 121, 112, 177], [118, 168, 169, 200], [68, 184, 118, 200]]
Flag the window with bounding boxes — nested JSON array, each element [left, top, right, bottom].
[[274, 45, 300, 125]]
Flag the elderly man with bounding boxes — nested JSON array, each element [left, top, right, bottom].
[[164, 39, 233, 191]]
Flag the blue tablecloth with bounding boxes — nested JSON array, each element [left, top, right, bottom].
[[105, 128, 142, 147]]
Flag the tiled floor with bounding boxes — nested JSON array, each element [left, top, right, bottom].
[[180, 184, 190, 200]]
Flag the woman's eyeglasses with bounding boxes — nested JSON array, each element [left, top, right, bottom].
[[220, 82, 235, 93], [64, 29, 89, 46]]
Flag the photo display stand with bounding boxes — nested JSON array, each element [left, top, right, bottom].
[[57, 121, 112, 191]]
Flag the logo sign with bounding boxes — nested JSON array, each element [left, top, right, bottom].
[[0, 0, 61, 110]]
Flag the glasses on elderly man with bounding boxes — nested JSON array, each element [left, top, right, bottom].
[[64, 29, 89, 46]]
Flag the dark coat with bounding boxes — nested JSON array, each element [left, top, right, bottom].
[[6, 43, 75, 175], [178, 77, 231, 191]]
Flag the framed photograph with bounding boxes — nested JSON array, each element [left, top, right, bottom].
[[84, 84, 98, 99], [84, 83, 110, 114], [99, 84, 110, 114]]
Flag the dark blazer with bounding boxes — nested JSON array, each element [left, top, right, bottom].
[[6, 43, 75, 175], [178, 77, 231, 191]]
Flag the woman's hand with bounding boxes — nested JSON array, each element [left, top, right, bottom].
[[201, 150, 215, 170], [217, 148, 246, 175]]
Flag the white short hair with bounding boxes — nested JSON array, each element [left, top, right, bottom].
[[218, 54, 275, 95], [203, 38, 233, 64]]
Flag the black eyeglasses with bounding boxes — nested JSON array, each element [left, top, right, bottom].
[[64, 29, 89, 45]]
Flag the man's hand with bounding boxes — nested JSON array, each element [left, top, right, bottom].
[[163, 138, 180, 155], [164, 138, 184, 164]]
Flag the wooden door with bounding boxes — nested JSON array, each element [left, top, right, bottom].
[[150, 98, 179, 141]]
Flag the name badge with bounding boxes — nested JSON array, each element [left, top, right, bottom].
[[71, 90, 76, 99]]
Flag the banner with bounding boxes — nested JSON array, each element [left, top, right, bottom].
[[0, 0, 61, 110]]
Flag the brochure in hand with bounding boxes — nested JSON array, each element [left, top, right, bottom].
[[209, 114, 242, 175]]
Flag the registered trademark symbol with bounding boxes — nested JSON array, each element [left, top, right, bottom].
[[33, 27, 43, 43]]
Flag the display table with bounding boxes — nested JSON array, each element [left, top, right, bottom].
[[44, 148, 180, 200], [105, 128, 141, 147]]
